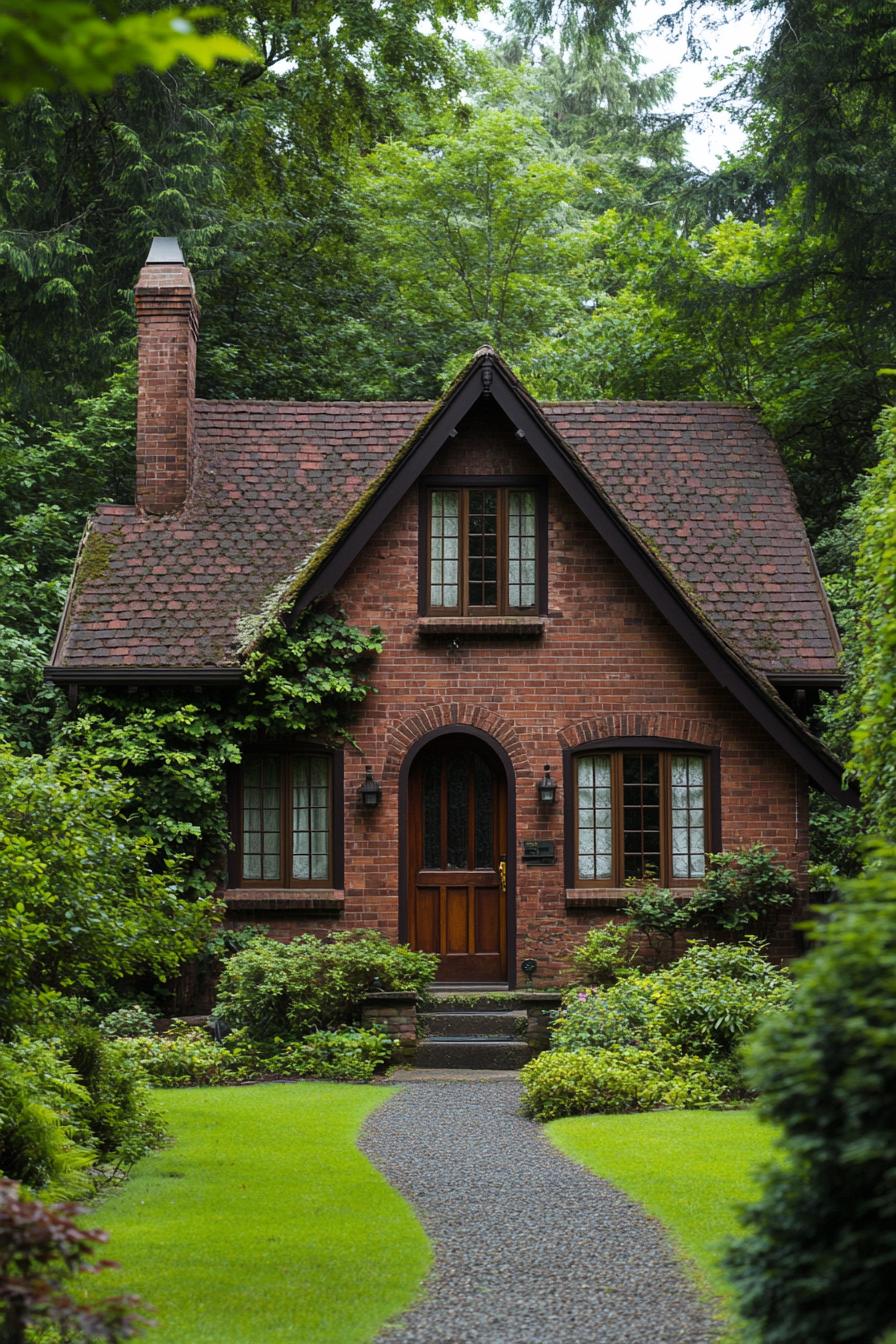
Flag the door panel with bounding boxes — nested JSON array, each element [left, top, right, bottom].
[[408, 738, 508, 983]]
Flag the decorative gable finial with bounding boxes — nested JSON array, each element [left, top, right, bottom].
[[481, 351, 494, 397]]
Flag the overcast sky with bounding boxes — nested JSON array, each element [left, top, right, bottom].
[[629, 0, 770, 168], [456, 1, 770, 170]]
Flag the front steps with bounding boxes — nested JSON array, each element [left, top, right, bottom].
[[415, 999, 532, 1070]]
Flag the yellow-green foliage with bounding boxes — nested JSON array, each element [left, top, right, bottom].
[[850, 407, 896, 840]]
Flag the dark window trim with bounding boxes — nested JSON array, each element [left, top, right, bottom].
[[418, 477, 548, 617], [228, 744, 344, 890], [562, 737, 721, 888]]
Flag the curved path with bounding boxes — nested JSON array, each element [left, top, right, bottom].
[[360, 1078, 721, 1344]]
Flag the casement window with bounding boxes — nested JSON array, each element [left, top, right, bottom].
[[570, 747, 713, 888], [424, 484, 545, 615], [237, 752, 337, 888]]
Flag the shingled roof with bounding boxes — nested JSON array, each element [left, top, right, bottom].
[[49, 392, 839, 679]]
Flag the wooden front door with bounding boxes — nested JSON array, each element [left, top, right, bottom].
[[408, 737, 508, 983]]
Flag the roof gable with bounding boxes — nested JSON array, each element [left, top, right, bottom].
[[249, 346, 852, 804]]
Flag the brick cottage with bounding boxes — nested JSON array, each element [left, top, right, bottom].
[[47, 238, 855, 987]]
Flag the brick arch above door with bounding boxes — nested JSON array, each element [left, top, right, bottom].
[[557, 713, 721, 751], [383, 704, 531, 784]]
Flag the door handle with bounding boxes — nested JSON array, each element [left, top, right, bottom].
[[498, 857, 507, 894]]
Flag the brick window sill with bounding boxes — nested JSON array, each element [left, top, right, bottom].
[[221, 889, 345, 912], [566, 888, 698, 910], [417, 616, 545, 638]]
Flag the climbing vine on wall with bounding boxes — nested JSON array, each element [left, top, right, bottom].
[[62, 609, 383, 900]]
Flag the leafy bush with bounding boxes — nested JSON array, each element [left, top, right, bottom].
[[60, 1026, 165, 1172], [726, 844, 896, 1344], [222, 1027, 394, 1082], [623, 882, 686, 939], [570, 922, 637, 985], [0, 1040, 93, 1199], [213, 930, 437, 1039], [0, 1029, 165, 1196], [649, 939, 793, 1059], [552, 977, 655, 1052], [683, 845, 795, 936], [122, 1021, 395, 1087], [0, 1178, 148, 1343], [120, 1023, 227, 1089], [521, 1044, 730, 1122], [0, 745, 214, 1027], [99, 1005, 156, 1040], [526, 941, 791, 1121]]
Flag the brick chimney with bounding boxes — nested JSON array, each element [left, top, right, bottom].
[[135, 237, 199, 514]]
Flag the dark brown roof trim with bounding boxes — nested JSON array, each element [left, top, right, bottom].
[[287, 349, 857, 807], [45, 667, 243, 685], [770, 673, 845, 688]]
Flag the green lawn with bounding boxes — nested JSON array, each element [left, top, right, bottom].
[[548, 1110, 775, 1306], [94, 1083, 430, 1344]]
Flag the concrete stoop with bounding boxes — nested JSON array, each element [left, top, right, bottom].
[[416, 1003, 532, 1070]]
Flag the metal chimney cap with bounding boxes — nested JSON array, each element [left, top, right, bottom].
[[145, 236, 185, 265]]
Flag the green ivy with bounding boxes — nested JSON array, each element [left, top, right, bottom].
[[62, 608, 383, 899]]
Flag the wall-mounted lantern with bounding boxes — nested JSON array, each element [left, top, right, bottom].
[[359, 765, 382, 807], [538, 764, 557, 805]]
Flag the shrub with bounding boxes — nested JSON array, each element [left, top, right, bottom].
[[520, 1050, 606, 1122], [570, 922, 637, 985], [0, 746, 214, 1028], [120, 1023, 226, 1089], [0, 1041, 93, 1199], [527, 940, 790, 1121], [683, 845, 795, 936], [521, 1044, 731, 1121], [213, 930, 437, 1039], [60, 1026, 165, 1172], [99, 1005, 156, 1040], [0, 1178, 148, 1343], [649, 939, 793, 1059], [552, 977, 655, 1052], [222, 1027, 394, 1082], [725, 844, 896, 1344]]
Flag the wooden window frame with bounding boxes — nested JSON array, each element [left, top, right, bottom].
[[229, 747, 344, 890], [419, 477, 548, 617], [563, 738, 721, 889]]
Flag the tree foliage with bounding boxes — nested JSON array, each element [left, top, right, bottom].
[[849, 409, 896, 842], [0, 0, 254, 104], [727, 844, 896, 1344]]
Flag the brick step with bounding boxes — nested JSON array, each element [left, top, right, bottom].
[[414, 1037, 531, 1070], [419, 1010, 527, 1039]]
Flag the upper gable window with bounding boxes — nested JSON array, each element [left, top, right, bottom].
[[424, 484, 543, 615]]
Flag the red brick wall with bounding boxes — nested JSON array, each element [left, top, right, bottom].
[[135, 262, 199, 514], [229, 404, 810, 983]]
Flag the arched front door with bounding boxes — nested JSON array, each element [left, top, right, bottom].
[[407, 735, 508, 983]]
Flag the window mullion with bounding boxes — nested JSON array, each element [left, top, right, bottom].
[[283, 756, 291, 888], [612, 753, 623, 886], [498, 488, 508, 615], [460, 489, 469, 617], [660, 754, 671, 887]]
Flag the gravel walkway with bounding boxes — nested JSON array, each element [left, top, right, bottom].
[[360, 1079, 721, 1344]]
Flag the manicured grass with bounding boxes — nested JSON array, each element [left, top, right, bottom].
[[547, 1110, 775, 1305], [94, 1083, 430, 1344]]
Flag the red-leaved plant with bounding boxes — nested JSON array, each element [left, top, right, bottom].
[[0, 1179, 150, 1343]]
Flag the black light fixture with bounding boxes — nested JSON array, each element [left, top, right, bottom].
[[521, 958, 538, 989], [359, 765, 381, 807], [538, 764, 557, 805]]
